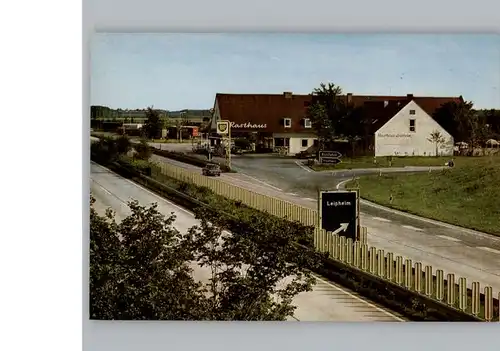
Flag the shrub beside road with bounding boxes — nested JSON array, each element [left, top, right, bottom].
[[346, 156, 500, 235]]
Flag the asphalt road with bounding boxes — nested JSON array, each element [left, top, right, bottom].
[[149, 153, 500, 293], [90, 161, 403, 322]]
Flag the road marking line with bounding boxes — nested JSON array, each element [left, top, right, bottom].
[[295, 160, 312, 172], [476, 247, 500, 255], [336, 179, 351, 189], [286, 193, 298, 196], [436, 235, 461, 242], [91, 179, 113, 196], [373, 217, 391, 222], [233, 173, 283, 191], [91, 162, 194, 217], [305, 198, 316, 201], [401, 225, 423, 232], [311, 274, 405, 322]]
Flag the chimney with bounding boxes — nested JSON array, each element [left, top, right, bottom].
[[346, 93, 353, 104], [407, 93, 414, 99], [283, 91, 293, 99]]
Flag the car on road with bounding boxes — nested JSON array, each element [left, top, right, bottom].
[[231, 146, 243, 155], [202, 163, 221, 177], [296, 150, 316, 159]]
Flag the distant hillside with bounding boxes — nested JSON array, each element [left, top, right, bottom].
[[167, 109, 212, 118]]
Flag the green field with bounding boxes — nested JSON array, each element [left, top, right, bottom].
[[346, 156, 500, 235], [311, 156, 457, 171]]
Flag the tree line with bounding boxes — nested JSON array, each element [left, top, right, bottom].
[[306, 83, 500, 154], [92, 106, 206, 140]]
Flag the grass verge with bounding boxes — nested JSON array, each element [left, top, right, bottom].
[[311, 155, 479, 171], [91, 152, 492, 321], [346, 156, 500, 235]]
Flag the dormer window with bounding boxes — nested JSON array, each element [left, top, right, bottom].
[[283, 118, 291, 128], [303, 118, 312, 128]]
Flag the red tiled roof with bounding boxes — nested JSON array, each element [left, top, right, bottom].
[[214, 92, 463, 134]]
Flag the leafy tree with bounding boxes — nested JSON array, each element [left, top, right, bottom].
[[483, 109, 500, 138], [183, 207, 319, 320], [306, 83, 344, 150], [307, 83, 363, 154], [90, 136, 119, 163], [336, 104, 366, 157], [115, 135, 132, 155], [433, 100, 488, 150], [427, 130, 447, 157], [133, 138, 152, 160], [143, 106, 163, 139], [89, 194, 321, 321], [90, 196, 206, 320], [91, 105, 113, 120]]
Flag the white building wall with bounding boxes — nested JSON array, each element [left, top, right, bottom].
[[374, 101, 454, 157], [273, 132, 317, 155]]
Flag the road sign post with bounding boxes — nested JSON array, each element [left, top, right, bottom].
[[319, 151, 342, 165], [318, 189, 359, 241], [216, 120, 231, 170]]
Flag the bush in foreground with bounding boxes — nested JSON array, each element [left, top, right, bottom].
[[90, 194, 320, 320]]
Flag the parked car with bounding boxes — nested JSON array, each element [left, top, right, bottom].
[[202, 163, 221, 177], [231, 146, 243, 155], [296, 150, 316, 159]]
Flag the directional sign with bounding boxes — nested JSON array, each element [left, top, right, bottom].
[[331, 222, 349, 235], [319, 151, 342, 158], [319, 150, 342, 165], [318, 190, 359, 240], [320, 158, 341, 165]]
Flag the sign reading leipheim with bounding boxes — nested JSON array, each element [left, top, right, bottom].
[[318, 190, 359, 240]]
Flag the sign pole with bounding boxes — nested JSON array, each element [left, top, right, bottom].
[[226, 122, 232, 170], [318, 189, 322, 227], [216, 120, 231, 170]]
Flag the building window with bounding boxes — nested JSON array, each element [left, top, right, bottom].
[[284, 118, 291, 128], [409, 109, 416, 115], [409, 119, 416, 132], [301, 139, 308, 147], [303, 118, 312, 128]]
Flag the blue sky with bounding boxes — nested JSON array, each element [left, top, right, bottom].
[[90, 33, 500, 110]]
